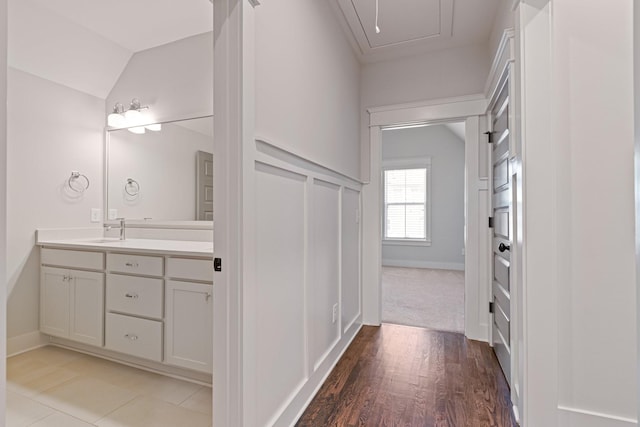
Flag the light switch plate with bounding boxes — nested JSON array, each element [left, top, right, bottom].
[[90, 208, 101, 223], [108, 209, 118, 220]]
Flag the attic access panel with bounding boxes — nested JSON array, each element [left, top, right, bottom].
[[338, 0, 453, 55]]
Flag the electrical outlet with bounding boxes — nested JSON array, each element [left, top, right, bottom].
[[90, 208, 101, 223], [108, 209, 118, 220], [332, 303, 338, 324]]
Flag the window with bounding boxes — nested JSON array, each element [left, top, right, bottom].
[[383, 160, 431, 244]]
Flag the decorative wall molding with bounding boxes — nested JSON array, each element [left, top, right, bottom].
[[255, 137, 364, 186], [558, 406, 638, 427], [382, 259, 464, 271], [367, 93, 487, 128], [485, 28, 515, 100], [246, 138, 363, 426]]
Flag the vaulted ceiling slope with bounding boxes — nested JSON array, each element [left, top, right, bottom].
[[331, 0, 500, 62], [8, 0, 213, 99]]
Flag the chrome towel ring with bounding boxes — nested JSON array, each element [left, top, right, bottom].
[[125, 178, 140, 196], [68, 171, 90, 193]]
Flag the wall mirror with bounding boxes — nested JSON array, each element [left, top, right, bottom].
[[105, 115, 213, 223]]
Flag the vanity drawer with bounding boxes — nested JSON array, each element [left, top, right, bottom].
[[166, 258, 213, 282], [41, 248, 104, 270], [107, 253, 163, 276], [105, 313, 162, 362], [106, 274, 163, 319]]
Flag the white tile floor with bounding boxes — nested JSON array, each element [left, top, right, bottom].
[[6, 346, 212, 427]]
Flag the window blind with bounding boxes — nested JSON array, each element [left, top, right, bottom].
[[384, 168, 427, 240]]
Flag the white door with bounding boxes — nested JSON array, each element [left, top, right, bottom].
[[69, 270, 104, 346], [196, 151, 214, 221], [165, 280, 213, 373], [40, 267, 70, 338], [490, 78, 512, 385]]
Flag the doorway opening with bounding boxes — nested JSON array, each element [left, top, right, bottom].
[[380, 121, 466, 333]]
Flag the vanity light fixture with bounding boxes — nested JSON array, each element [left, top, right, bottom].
[[107, 103, 126, 127], [107, 98, 156, 134]]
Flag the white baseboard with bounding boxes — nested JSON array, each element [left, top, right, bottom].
[[558, 406, 637, 427], [7, 331, 48, 357], [382, 259, 465, 271]]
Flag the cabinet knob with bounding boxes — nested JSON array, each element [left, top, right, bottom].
[[125, 293, 139, 299], [124, 334, 138, 341], [125, 262, 139, 268]]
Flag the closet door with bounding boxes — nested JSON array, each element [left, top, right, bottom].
[[490, 77, 512, 386]]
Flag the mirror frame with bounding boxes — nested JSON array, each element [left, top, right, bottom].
[[103, 114, 214, 227]]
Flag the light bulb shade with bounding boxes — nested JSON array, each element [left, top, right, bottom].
[[124, 108, 142, 125], [145, 123, 162, 132], [107, 113, 126, 128], [127, 126, 146, 134]]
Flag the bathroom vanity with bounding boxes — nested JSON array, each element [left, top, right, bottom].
[[36, 233, 214, 380]]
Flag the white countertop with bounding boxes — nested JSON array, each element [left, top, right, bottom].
[[37, 237, 214, 257]]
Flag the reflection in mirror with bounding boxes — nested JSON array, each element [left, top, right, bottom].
[[107, 116, 213, 221]]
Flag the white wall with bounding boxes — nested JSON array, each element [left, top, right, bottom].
[[553, 0, 637, 423], [519, 0, 638, 425], [254, 0, 361, 179], [107, 32, 214, 125], [381, 125, 465, 270], [360, 43, 490, 182], [7, 68, 104, 345], [240, 1, 362, 426], [108, 120, 212, 220]]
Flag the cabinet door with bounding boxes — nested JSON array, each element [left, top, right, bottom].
[[165, 280, 213, 373], [40, 267, 70, 338], [69, 270, 105, 346]]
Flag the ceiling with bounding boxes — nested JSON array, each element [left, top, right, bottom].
[[331, 0, 500, 62], [29, 0, 214, 52], [9, 0, 212, 99]]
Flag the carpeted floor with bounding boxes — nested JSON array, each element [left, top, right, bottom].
[[382, 267, 465, 333]]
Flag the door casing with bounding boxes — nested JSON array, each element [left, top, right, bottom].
[[362, 94, 492, 343]]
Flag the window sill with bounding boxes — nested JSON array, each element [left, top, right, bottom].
[[383, 239, 432, 247]]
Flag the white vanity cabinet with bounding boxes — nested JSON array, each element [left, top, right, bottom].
[[39, 241, 214, 376], [40, 249, 105, 347], [164, 258, 213, 373]]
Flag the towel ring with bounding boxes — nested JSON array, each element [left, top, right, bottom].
[[68, 171, 90, 193], [125, 178, 140, 196]]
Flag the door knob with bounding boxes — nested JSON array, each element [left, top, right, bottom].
[[498, 243, 510, 252]]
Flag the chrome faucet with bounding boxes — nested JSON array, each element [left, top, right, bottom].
[[117, 218, 126, 240]]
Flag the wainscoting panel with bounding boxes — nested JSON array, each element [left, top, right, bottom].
[[310, 179, 341, 371], [250, 139, 363, 427], [341, 187, 361, 333], [254, 162, 308, 426]]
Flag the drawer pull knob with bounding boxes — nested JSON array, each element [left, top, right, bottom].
[[125, 293, 139, 299], [125, 262, 139, 268], [124, 334, 138, 341]]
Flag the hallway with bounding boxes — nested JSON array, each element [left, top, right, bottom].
[[297, 324, 516, 426]]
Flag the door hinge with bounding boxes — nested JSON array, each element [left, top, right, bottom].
[[484, 131, 494, 143], [488, 216, 494, 228], [214, 258, 222, 272], [489, 302, 494, 314]]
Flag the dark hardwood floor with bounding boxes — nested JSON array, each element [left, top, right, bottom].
[[296, 324, 516, 427]]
